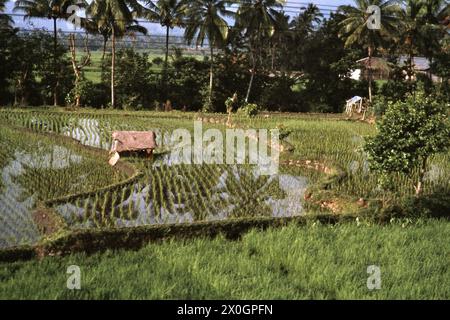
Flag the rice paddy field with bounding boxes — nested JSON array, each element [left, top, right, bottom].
[[0, 107, 448, 299]]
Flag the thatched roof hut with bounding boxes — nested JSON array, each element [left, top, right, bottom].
[[356, 57, 392, 80]]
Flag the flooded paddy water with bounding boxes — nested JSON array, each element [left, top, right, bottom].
[[0, 112, 311, 248]]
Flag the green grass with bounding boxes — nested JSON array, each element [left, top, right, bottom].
[[0, 220, 448, 299]]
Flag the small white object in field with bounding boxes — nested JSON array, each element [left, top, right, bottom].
[[109, 152, 120, 166], [345, 96, 364, 115]]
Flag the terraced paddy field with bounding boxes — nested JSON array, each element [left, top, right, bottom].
[[0, 108, 448, 299], [0, 109, 325, 249], [0, 109, 448, 246]]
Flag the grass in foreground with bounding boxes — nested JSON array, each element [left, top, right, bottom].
[[0, 220, 448, 300]]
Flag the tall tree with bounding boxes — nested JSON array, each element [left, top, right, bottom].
[[422, 0, 450, 25], [290, 3, 323, 35], [145, 0, 184, 69], [285, 4, 323, 71], [183, 0, 233, 106], [143, 0, 184, 101], [339, 0, 402, 102], [14, 0, 86, 106], [419, 0, 449, 77], [236, 0, 283, 102], [82, 16, 147, 60], [269, 10, 289, 71], [87, 0, 147, 108], [400, 0, 427, 85]]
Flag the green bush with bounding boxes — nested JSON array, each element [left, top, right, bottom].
[[380, 80, 409, 102], [371, 95, 389, 117], [237, 103, 260, 117], [259, 76, 299, 112], [364, 93, 450, 195], [166, 57, 209, 111], [101, 48, 153, 109]]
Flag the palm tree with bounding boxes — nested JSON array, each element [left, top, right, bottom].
[[400, 0, 427, 84], [87, 0, 147, 108], [82, 17, 147, 60], [143, 0, 185, 101], [14, 0, 87, 106], [339, 0, 402, 102], [422, 0, 449, 25], [236, 0, 283, 103], [0, 0, 14, 27], [419, 0, 450, 74], [270, 11, 289, 71], [290, 3, 323, 35], [144, 0, 184, 69], [183, 0, 233, 106]]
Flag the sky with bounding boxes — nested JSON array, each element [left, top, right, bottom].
[[4, 0, 354, 36]]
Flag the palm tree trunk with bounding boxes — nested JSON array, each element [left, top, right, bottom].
[[102, 35, 108, 60], [165, 25, 170, 69], [245, 50, 256, 103], [209, 44, 214, 104], [53, 17, 58, 106], [408, 41, 414, 93], [415, 157, 427, 196], [111, 25, 116, 108], [164, 25, 170, 100], [271, 42, 275, 71], [368, 46, 373, 103]]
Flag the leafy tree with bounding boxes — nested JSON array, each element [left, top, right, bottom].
[[0, 31, 72, 106], [68, 33, 91, 107], [100, 48, 154, 109], [364, 94, 450, 195], [14, 0, 87, 106], [115, 48, 153, 109], [207, 51, 250, 112], [166, 56, 209, 110], [0, 25, 17, 104], [35, 32, 73, 105], [291, 14, 364, 112], [183, 0, 233, 109], [339, 0, 402, 102]]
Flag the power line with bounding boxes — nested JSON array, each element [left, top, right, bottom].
[[3, 1, 344, 36], [6, 1, 339, 22], [3, 17, 336, 36]]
